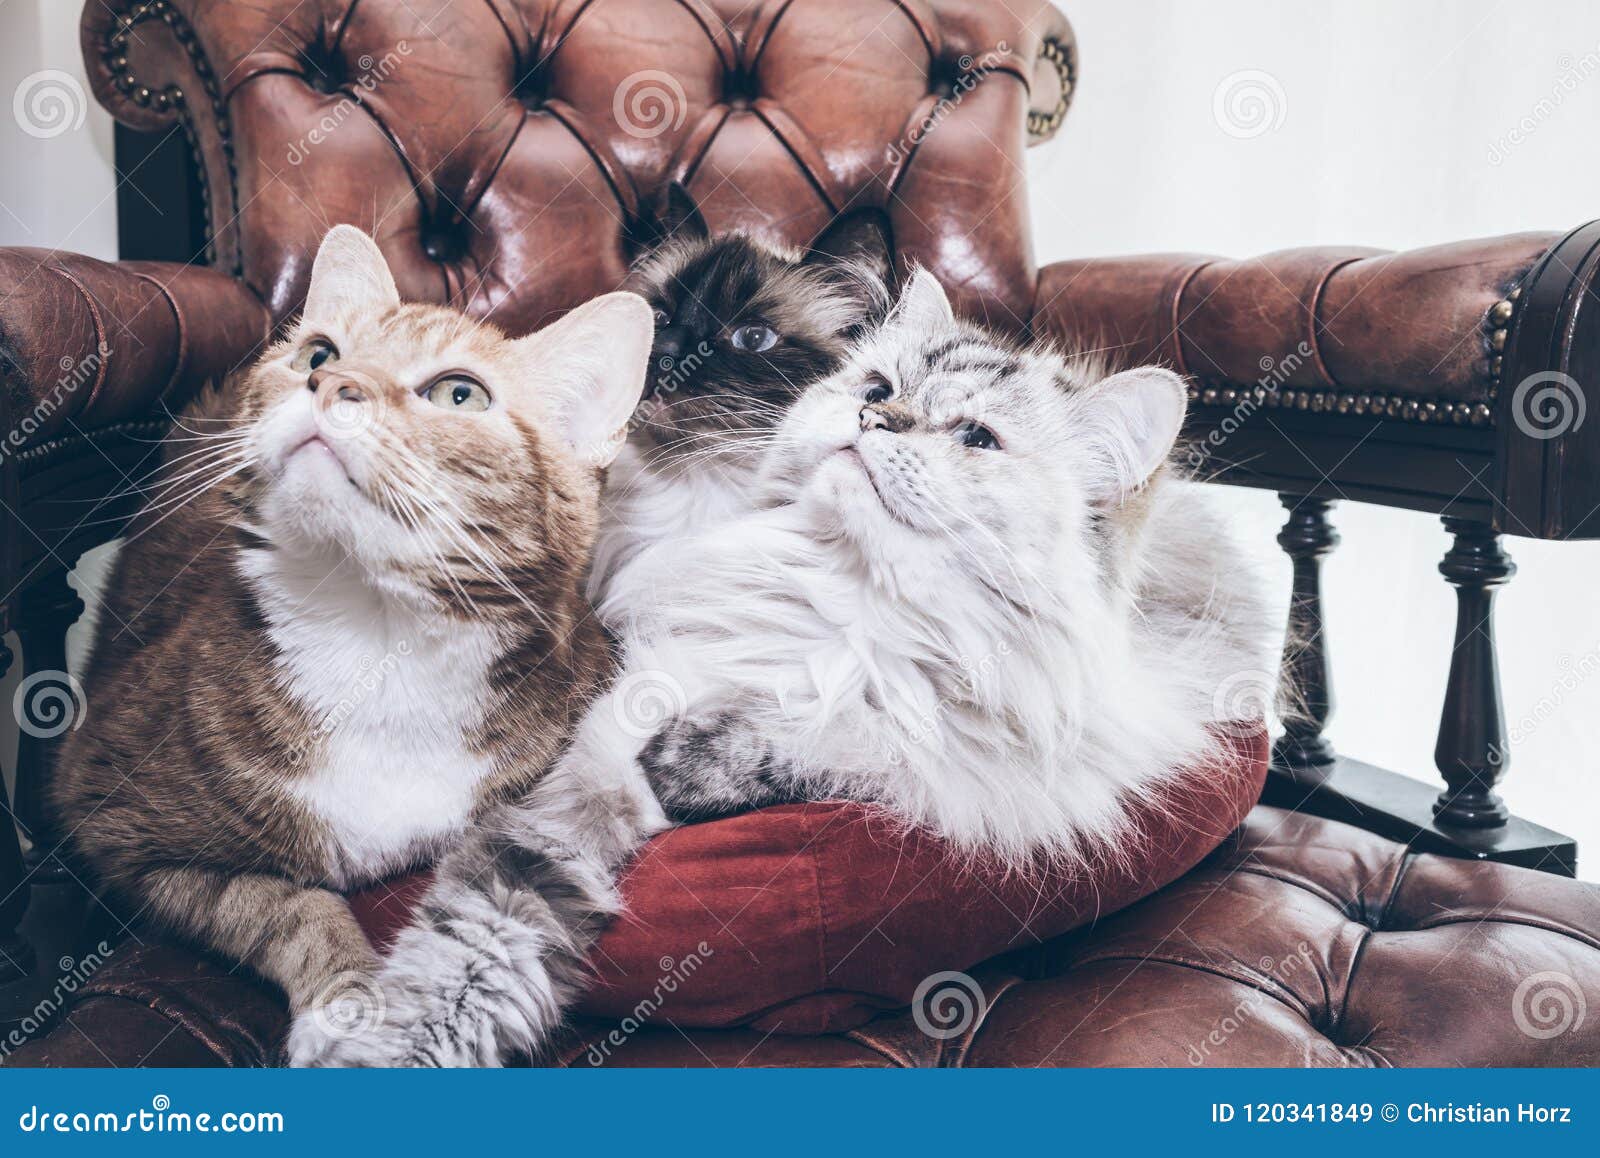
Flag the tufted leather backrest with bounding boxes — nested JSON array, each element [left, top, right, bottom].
[[84, 0, 1075, 336]]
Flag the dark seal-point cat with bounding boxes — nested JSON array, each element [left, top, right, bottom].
[[49, 226, 655, 1065], [592, 185, 895, 591]]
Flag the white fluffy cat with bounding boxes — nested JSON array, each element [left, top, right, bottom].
[[311, 268, 1276, 1067]]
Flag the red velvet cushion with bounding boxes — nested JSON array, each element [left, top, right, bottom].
[[350, 724, 1266, 1035]]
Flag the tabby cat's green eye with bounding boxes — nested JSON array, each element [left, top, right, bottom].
[[291, 339, 338, 372], [424, 376, 492, 413]]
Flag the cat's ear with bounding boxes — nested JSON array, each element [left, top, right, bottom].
[[887, 266, 954, 332], [1069, 366, 1188, 506], [519, 292, 654, 469], [805, 209, 895, 293], [658, 181, 710, 243], [303, 225, 399, 325]]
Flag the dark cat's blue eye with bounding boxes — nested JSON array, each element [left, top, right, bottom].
[[730, 324, 778, 352], [862, 380, 892, 404], [955, 422, 999, 450], [653, 309, 671, 328]]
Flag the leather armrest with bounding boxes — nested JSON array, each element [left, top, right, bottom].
[[1032, 232, 1561, 424], [0, 250, 270, 452]]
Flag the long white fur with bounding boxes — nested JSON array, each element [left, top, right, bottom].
[[319, 268, 1276, 1066], [592, 271, 1275, 864]]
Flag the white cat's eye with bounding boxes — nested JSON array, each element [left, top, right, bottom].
[[424, 375, 492, 413], [730, 324, 778, 352], [862, 379, 892, 404], [955, 422, 1000, 450], [291, 338, 339, 373]]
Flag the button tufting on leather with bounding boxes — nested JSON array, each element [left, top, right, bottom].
[[721, 67, 758, 108], [298, 43, 345, 95], [512, 68, 545, 112], [420, 227, 466, 264], [927, 56, 961, 100]]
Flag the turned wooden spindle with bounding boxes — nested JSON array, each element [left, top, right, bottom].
[[1433, 517, 1515, 828], [1272, 494, 1339, 776], [0, 640, 35, 988], [13, 573, 85, 881]]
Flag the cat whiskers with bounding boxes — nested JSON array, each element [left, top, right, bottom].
[[110, 440, 258, 545], [381, 451, 557, 630]]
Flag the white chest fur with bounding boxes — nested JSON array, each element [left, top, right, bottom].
[[240, 548, 501, 889], [590, 443, 762, 604]]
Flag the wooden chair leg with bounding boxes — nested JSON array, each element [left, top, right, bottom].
[[12, 574, 85, 882], [1, 641, 36, 989], [1259, 500, 1574, 874], [1271, 494, 1338, 776], [1433, 517, 1515, 827]]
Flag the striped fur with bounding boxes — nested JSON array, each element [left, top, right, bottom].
[[315, 270, 1275, 1067]]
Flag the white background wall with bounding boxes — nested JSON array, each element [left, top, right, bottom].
[[2, 0, 1597, 874], [1028, 0, 1600, 874]]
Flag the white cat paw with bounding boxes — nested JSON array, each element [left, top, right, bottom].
[[284, 971, 401, 1068], [290, 978, 505, 1068]]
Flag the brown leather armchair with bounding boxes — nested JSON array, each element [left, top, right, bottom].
[[2, 0, 1597, 1067]]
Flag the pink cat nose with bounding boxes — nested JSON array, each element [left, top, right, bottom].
[[310, 368, 372, 406]]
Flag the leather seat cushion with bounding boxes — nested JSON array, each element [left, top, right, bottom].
[[350, 724, 1267, 1034]]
